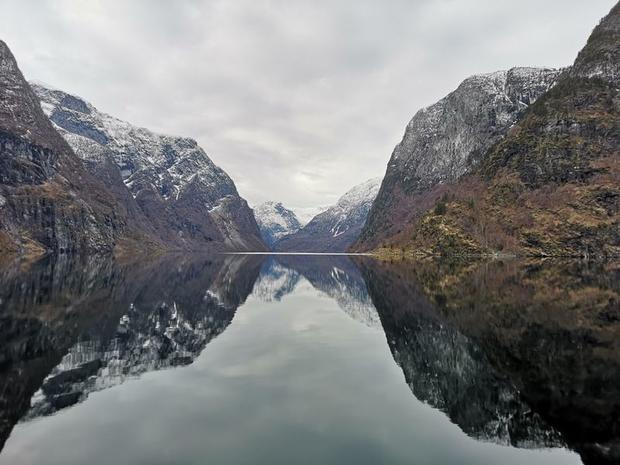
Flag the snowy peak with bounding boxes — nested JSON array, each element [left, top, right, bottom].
[[253, 201, 302, 248], [275, 178, 381, 252], [355, 66, 560, 250], [570, 2, 620, 85], [331, 177, 381, 229], [396, 66, 560, 191], [30, 82, 266, 251], [31, 83, 236, 205]]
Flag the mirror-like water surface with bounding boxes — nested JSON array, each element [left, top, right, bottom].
[[0, 255, 617, 465]]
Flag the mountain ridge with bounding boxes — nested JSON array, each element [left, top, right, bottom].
[[0, 40, 158, 256], [253, 201, 301, 248], [32, 82, 266, 252], [276, 177, 381, 252], [353, 67, 560, 252]]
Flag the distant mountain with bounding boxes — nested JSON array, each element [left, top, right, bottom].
[[253, 201, 301, 248], [0, 40, 152, 256], [276, 178, 381, 252], [32, 83, 266, 252], [353, 67, 560, 252]]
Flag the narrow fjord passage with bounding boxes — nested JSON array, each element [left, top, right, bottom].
[[0, 256, 601, 465]]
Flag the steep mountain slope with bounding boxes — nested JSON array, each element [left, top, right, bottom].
[[0, 41, 156, 256], [253, 201, 301, 248], [276, 178, 381, 252], [32, 83, 266, 252], [370, 3, 619, 257], [353, 67, 560, 251]]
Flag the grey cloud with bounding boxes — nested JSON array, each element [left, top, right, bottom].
[[1, 0, 616, 209]]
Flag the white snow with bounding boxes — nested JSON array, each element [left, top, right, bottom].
[[323, 177, 381, 235], [30, 82, 237, 205], [253, 201, 302, 242]]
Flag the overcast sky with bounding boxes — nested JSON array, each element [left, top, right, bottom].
[[1, 0, 616, 215]]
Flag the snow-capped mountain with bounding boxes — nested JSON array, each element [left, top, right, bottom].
[[275, 178, 381, 252], [31, 83, 266, 252], [354, 67, 560, 251], [253, 201, 302, 248]]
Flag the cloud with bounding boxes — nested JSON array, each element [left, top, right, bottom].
[[1, 0, 616, 208]]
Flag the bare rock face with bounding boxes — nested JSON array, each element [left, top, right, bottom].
[[354, 67, 559, 251], [569, 2, 620, 86], [31, 83, 266, 252], [0, 41, 144, 256], [276, 178, 381, 252], [253, 201, 301, 248]]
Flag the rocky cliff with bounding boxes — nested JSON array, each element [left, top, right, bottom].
[[354, 67, 559, 252], [355, 3, 619, 258], [0, 41, 155, 256], [276, 178, 381, 252], [31, 83, 266, 252]]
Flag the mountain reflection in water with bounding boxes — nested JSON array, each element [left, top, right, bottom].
[[0, 254, 617, 465]]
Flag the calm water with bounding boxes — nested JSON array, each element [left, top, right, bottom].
[[0, 254, 617, 465]]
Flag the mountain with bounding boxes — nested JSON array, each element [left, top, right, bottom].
[[0, 41, 159, 257], [355, 3, 619, 258], [276, 178, 381, 252], [253, 201, 301, 248], [353, 67, 560, 252], [31, 83, 266, 252]]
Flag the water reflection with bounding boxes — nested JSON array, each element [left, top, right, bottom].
[[0, 254, 617, 464], [0, 254, 263, 447], [357, 258, 620, 465], [261, 255, 381, 329]]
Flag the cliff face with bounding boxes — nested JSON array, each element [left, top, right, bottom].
[[0, 41, 151, 256], [32, 84, 266, 252], [276, 178, 380, 252], [356, 4, 619, 258], [354, 68, 559, 251]]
